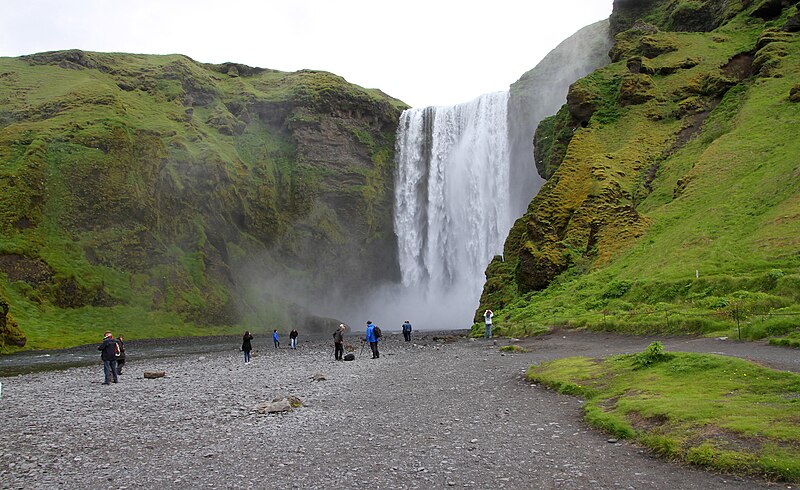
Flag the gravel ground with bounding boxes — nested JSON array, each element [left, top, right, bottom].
[[0, 331, 795, 489]]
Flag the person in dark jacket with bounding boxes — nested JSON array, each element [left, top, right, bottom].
[[115, 335, 126, 374], [273, 329, 280, 349], [242, 331, 254, 365], [333, 324, 345, 360], [402, 320, 413, 342], [289, 329, 299, 350], [365, 321, 379, 359], [97, 331, 119, 385]]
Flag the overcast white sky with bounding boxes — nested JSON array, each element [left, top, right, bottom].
[[1, 0, 613, 108]]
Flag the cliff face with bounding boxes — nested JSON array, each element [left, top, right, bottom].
[[478, 0, 800, 333], [508, 19, 615, 216], [0, 51, 406, 349]]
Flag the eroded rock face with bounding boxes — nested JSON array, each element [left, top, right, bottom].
[[790, 84, 800, 102], [0, 52, 407, 343], [619, 73, 657, 105], [476, 0, 797, 324], [0, 299, 26, 348]]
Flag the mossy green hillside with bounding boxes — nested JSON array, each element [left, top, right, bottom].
[[528, 346, 800, 482], [477, 2, 800, 342], [0, 51, 408, 350]]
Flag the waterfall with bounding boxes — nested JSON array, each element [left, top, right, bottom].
[[393, 92, 512, 326]]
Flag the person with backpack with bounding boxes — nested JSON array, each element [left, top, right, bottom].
[[97, 330, 119, 385], [365, 321, 381, 359], [273, 329, 280, 349], [401, 320, 413, 342], [242, 331, 254, 365], [115, 335, 126, 374], [289, 329, 299, 350], [333, 324, 345, 361]]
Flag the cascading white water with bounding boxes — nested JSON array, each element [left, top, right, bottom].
[[393, 92, 512, 326]]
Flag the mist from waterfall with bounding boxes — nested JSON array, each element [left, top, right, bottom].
[[390, 92, 512, 328]]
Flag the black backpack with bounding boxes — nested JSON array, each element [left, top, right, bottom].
[[373, 326, 382, 339]]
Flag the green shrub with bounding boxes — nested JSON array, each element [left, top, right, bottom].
[[603, 280, 632, 299], [634, 341, 673, 368]]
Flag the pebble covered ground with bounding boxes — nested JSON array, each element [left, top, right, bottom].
[[0, 330, 795, 489]]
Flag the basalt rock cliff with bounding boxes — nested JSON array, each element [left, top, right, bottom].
[[0, 51, 406, 349]]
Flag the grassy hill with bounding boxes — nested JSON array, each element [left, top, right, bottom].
[[477, 0, 800, 343], [0, 50, 407, 350]]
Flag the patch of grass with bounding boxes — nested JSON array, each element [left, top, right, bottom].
[[528, 347, 800, 482], [499, 344, 528, 353]]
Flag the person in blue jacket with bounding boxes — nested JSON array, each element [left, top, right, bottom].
[[365, 321, 380, 359], [273, 329, 280, 349], [402, 320, 413, 342]]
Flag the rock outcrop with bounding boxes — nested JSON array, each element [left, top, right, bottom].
[[0, 299, 26, 349], [477, 0, 800, 331], [0, 51, 407, 347]]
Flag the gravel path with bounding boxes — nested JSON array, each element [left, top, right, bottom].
[[0, 331, 794, 489]]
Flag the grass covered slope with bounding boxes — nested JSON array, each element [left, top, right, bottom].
[[0, 50, 407, 350], [477, 1, 800, 341], [528, 343, 800, 482]]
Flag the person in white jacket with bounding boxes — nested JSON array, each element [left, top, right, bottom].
[[484, 309, 493, 338]]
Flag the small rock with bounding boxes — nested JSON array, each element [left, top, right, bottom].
[[607, 438, 619, 444], [255, 399, 293, 414], [470, 439, 478, 444], [143, 371, 166, 379], [313, 373, 327, 381]]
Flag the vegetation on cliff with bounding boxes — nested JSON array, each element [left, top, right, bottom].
[[477, 0, 800, 344], [0, 51, 407, 350]]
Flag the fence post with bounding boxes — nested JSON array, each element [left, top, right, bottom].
[[735, 305, 741, 340]]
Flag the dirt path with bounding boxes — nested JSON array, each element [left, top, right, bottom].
[[0, 331, 793, 489]]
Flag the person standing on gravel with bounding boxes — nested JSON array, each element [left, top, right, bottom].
[[333, 324, 345, 360], [289, 329, 298, 350], [273, 329, 280, 349], [402, 320, 413, 342], [242, 331, 254, 365], [115, 335, 126, 374], [97, 331, 119, 385], [484, 309, 494, 338], [365, 321, 380, 359]]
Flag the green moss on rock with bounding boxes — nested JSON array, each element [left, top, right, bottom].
[[0, 298, 26, 348]]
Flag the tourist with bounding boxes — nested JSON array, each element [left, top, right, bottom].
[[365, 321, 380, 359], [116, 335, 126, 375], [97, 331, 119, 385], [242, 331, 254, 364], [484, 309, 494, 338], [333, 324, 345, 360], [289, 329, 298, 350], [273, 329, 280, 349], [402, 320, 413, 342]]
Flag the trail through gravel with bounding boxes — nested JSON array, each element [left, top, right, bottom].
[[0, 331, 795, 489]]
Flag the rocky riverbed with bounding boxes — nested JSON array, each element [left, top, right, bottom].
[[0, 331, 793, 489]]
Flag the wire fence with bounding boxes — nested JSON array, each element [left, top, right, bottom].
[[532, 305, 800, 340]]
